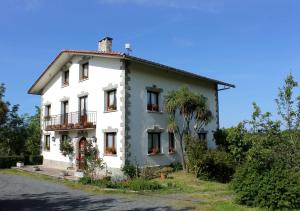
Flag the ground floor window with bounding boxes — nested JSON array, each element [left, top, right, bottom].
[[45, 135, 50, 151], [148, 132, 161, 154], [198, 132, 207, 141], [168, 132, 175, 153], [105, 132, 116, 155]]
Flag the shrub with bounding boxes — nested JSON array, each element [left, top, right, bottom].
[[122, 161, 139, 179], [232, 139, 300, 209], [0, 155, 25, 168], [170, 161, 182, 172], [24, 155, 43, 165], [127, 178, 162, 191], [196, 150, 236, 183], [79, 176, 92, 185]]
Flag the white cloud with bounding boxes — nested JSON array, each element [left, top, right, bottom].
[[99, 0, 222, 12]]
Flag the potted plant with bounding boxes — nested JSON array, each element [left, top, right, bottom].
[[105, 147, 116, 155], [150, 148, 158, 155], [108, 104, 116, 111]]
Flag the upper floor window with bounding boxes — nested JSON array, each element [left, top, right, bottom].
[[61, 101, 69, 125], [63, 70, 69, 86], [168, 132, 175, 153], [148, 132, 161, 155], [44, 135, 50, 151], [80, 63, 89, 80], [106, 89, 117, 111], [147, 91, 159, 112], [105, 132, 116, 155], [45, 105, 51, 118]]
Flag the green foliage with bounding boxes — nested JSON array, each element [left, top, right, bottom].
[[213, 128, 229, 151], [108, 178, 162, 191], [185, 135, 207, 173], [121, 161, 139, 179], [25, 107, 41, 155], [24, 155, 43, 165], [83, 141, 105, 181], [59, 137, 74, 157], [0, 155, 25, 168], [164, 86, 213, 169], [275, 73, 300, 130], [197, 150, 236, 183], [232, 138, 300, 209], [169, 161, 183, 172]]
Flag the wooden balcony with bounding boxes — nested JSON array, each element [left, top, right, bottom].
[[44, 111, 96, 131]]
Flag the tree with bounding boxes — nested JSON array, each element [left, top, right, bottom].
[[84, 141, 105, 182], [25, 107, 41, 155], [0, 83, 9, 125], [164, 86, 213, 170], [275, 73, 300, 131]]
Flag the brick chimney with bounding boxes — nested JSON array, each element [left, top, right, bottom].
[[98, 37, 113, 53]]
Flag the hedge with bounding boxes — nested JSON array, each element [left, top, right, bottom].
[[0, 155, 43, 169], [0, 156, 25, 169]]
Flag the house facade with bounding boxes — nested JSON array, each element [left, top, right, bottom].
[[28, 37, 234, 175]]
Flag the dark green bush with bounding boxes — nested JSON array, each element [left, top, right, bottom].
[[79, 176, 92, 185], [232, 140, 300, 209], [122, 161, 139, 179], [0, 155, 25, 168], [170, 161, 182, 172], [25, 155, 43, 165], [196, 150, 236, 183], [127, 178, 162, 191]]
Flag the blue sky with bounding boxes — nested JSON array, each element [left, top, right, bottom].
[[0, 0, 300, 127]]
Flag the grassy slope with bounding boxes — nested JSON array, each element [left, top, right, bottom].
[[0, 169, 263, 211]]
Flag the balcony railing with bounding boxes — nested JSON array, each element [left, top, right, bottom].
[[44, 111, 96, 131]]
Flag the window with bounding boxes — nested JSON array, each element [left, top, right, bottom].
[[148, 132, 161, 154], [106, 89, 117, 111], [61, 101, 69, 125], [63, 70, 69, 86], [80, 63, 89, 80], [79, 96, 88, 125], [147, 91, 159, 111], [45, 135, 50, 151], [45, 105, 51, 118], [198, 132, 207, 141], [105, 133, 116, 155], [169, 132, 175, 153], [61, 134, 69, 143]]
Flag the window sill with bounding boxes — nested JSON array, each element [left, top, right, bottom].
[[79, 78, 89, 82], [147, 153, 163, 156], [62, 84, 69, 88], [104, 154, 117, 157], [147, 110, 163, 114], [104, 109, 118, 113]]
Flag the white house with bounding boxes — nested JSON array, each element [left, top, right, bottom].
[[28, 37, 234, 175]]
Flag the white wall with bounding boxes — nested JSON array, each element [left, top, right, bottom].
[[41, 56, 124, 169], [127, 62, 218, 167]]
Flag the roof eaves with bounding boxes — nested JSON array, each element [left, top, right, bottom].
[[124, 55, 235, 88]]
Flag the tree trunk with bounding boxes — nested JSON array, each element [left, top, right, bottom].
[[179, 137, 186, 170]]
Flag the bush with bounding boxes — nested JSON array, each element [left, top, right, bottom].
[[24, 155, 43, 165], [127, 178, 162, 191], [79, 176, 92, 185], [0, 155, 25, 168], [196, 150, 236, 183], [232, 139, 300, 209], [170, 162, 182, 172], [122, 161, 139, 179]]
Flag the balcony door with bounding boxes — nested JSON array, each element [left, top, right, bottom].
[[79, 96, 87, 125], [61, 101, 69, 125]]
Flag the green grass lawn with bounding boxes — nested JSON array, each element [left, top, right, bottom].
[[0, 169, 264, 211]]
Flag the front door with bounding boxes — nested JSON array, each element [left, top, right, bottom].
[[78, 137, 87, 170]]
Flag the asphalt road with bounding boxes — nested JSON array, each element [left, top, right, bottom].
[[0, 174, 190, 211]]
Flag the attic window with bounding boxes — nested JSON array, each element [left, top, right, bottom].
[[63, 70, 69, 86], [80, 63, 89, 80]]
